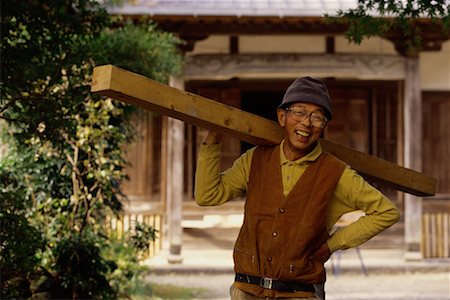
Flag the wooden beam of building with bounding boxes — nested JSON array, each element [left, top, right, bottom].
[[91, 64, 436, 197]]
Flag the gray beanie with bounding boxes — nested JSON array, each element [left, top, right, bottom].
[[278, 77, 332, 120]]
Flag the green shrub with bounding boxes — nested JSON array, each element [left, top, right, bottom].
[[1, 1, 182, 298]]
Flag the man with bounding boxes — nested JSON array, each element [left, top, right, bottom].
[[195, 77, 400, 300]]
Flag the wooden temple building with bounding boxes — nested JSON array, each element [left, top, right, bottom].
[[105, 0, 450, 260]]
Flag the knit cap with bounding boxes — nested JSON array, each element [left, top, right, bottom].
[[279, 77, 332, 120]]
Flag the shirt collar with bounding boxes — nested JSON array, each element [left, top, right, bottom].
[[279, 140, 323, 166]]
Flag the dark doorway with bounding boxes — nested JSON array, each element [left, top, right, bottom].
[[241, 90, 283, 152], [241, 91, 281, 121]]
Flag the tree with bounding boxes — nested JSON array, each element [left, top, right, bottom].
[[0, 158, 45, 299], [332, 0, 450, 56], [1, 1, 182, 298]]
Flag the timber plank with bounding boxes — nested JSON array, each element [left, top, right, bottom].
[[92, 64, 281, 145], [91, 64, 436, 196]]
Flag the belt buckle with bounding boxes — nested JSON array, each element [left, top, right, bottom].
[[261, 277, 273, 289]]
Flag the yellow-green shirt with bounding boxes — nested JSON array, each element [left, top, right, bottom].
[[195, 140, 400, 253]]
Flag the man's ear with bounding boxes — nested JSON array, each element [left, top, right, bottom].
[[277, 109, 286, 127]]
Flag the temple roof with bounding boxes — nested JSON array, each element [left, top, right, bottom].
[[105, 0, 359, 17], [104, 0, 450, 55]]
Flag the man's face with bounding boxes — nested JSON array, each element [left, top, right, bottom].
[[277, 102, 327, 160]]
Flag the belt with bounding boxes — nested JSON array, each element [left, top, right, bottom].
[[235, 273, 315, 293]]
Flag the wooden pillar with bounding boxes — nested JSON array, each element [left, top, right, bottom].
[[404, 57, 423, 260], [186, 124, 194, 198], [166, 76, 185, 264], [160, 116, 169, 250]]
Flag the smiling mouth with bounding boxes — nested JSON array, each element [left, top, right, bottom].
[[295, 130, 310, 138]]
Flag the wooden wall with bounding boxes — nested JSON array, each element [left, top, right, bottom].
[[121, 110, 163, 209], [422, 91, 450, 195]]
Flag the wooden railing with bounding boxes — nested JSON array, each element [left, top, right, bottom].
[[422, 212, 450, 258], [108, 213, 163, 258], [105, 204, 449, 259]]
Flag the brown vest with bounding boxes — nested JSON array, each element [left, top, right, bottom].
[[233, 145, 345, 296]]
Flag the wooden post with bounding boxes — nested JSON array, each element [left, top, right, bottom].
[[166, 76, 184, 264], [404, 57, 423, 260], [160, 116, 169, 250]]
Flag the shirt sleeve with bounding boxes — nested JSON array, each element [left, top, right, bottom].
[[326, 166, 401, 253], [194, 143, 255, 206]]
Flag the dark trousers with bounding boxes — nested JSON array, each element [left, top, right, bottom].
[[314, 283, 325, 300]]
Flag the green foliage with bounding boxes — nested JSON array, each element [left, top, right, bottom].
[[36, 234, 117, 299], [0, 158, 45, 299], [330, 0, 450, 55], [90, 22, 184, 83], [1, 0, 182, 298], [1, 0, 110, 142], [104, 236, 154, 298], [129, 223, 159, 253]]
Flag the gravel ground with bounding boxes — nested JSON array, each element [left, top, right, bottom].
[[146, 225, 449, 299], [146, 271, 450, 300]]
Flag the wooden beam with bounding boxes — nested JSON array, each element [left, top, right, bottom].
[[91, 64, 280, 145], [91, 64, 436, 197]]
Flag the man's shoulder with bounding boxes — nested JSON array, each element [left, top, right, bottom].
[[253, 144, 280, 158], [320, 151, 348, 176], [321, 151, 347, 166]]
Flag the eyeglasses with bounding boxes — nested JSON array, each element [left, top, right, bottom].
[[285, 107, 328, 128]]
